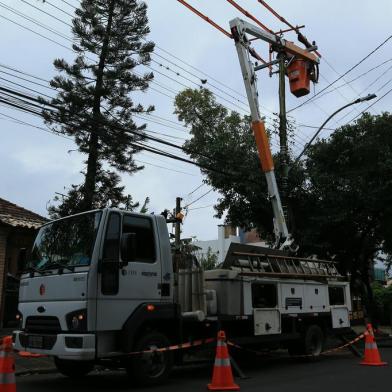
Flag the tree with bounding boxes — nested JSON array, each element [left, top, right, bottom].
[[175, 89, 392, 319], [174, 88, 306, 243], [42, 0, 154, 212], [47, 164, 146, 219], [199, 247, 218, 270], [300, 112, 392, 317]]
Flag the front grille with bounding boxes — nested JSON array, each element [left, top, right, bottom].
[[19, 333, 57, 350], [25, 316, 61, 334]]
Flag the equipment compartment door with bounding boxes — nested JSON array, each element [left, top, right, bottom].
[[254, 309, 281, 335], [331, 307, 350, 329]]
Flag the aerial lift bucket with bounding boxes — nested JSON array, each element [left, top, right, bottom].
[[287, 58, 311, 97]]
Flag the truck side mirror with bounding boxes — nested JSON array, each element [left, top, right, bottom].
[[121, 232, 137, 263]]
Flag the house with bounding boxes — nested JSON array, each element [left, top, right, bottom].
[[193, 225, 265, 264], [0, 198, 47, 327]]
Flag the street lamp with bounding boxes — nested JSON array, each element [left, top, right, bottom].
[[292, 93, 377, 166]]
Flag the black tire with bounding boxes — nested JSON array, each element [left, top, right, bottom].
[[126, 331, 174, 386], [54, 357, 94, 378], [288, 325, 325, 357]]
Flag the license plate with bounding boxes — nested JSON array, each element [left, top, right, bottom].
[[28, 335, 43, 349]]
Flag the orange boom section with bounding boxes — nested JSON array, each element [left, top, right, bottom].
[[252, 120, 274, 172]]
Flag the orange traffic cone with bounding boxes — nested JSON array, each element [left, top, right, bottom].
[[0, 336, 16, 392], [208, 331, 240, 391], [360, 324, 387, 366]]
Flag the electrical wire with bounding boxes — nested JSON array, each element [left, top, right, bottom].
[[42, 0, 74, 18], [0, 84, 245, 177], [346, 85, 392, 123], [188, 204, 214, 211], [20, 0, 72, 27], [288, 34, 392, 113], [184, 189, 214, 208], [0, 2, 72, 42]]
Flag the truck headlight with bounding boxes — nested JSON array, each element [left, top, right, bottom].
[[66, 309, 87, 332]]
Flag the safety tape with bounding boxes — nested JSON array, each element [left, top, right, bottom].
[[227, 332, 367, 358], [126, 337, 216, 356], [1, 335, 214, 357]]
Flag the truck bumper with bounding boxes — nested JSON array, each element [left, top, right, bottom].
[[13, 330, 96, 360]]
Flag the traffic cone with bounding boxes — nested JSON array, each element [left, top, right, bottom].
[[360, 324, 387, 366], [208, 331, 240, 391], [0, 336, 16, 392]]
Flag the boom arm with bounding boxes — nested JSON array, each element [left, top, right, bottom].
[[230, 18, 287, 245], [229, 18, 319, 247]]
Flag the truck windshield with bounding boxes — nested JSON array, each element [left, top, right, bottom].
[[27, 211, 102, 271]]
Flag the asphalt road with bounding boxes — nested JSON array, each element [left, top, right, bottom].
[[16, 348, 391, 392]]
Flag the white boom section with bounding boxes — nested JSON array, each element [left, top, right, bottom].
[[229, 17, 289, 244]]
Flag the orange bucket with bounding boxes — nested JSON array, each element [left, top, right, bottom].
[[287, 59, 310, 97]]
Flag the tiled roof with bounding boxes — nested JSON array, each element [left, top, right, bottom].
[[0, 198, 48, 229]]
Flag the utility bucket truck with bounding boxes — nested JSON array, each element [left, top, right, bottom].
[[13, 18, 350, 386], [13, 209, 351, 385]]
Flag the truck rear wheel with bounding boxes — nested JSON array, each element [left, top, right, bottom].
[[288, 324, 324, 357], [126, 331, 173, 386], [54, 358, 94, 378]]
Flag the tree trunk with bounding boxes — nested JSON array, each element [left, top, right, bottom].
[[82, 0, 116, 211]]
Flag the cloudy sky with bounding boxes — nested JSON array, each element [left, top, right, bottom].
[[0, 0, 391, 241]]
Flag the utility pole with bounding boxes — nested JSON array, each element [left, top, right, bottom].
[[278, 53, 289, 225], [174, 197, 182, 250]]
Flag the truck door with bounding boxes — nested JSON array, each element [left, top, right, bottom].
[[96, 212, 162, 331], [252, 282, 281, 335], [329, 285, 350, 329]]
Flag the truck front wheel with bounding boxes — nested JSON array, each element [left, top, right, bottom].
[[126, 331, 173, 386], [54, 358, 94, 378]]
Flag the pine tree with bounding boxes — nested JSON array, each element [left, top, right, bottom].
[[42, 0, 154, 212], [47, 165, 146, 219]]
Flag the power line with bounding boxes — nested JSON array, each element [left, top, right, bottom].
[[146, 63, 249, 115], [187, 183, 205, 196], [0, 110, 197, 176], [43, 0, 74, 18], [315, 57, 392, 101], [0, 84, 242, 177], [151, 52, 252, 110], [0, 63, 50, 83], [134, 159, 196, 176], [0, 14, 72, 52], [0, 76, 54, 99], [184, 189, 214, 208], [288, 34, 392, 113], [59, 0, 77, 10], [20, 0, 72, 27], [347, 85, 392, 123], [0, 69, 54, 92], [188, 204, 214, 211], [336, 69, 392, 123], [21, 0, 250, 108], [0, 1, 72, 42]]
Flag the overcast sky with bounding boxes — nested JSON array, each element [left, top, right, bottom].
[[0, 0, 391, 240]]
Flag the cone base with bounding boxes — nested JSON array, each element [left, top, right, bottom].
[[208, 383, 240, 391], [360, 361, 388, 366]]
